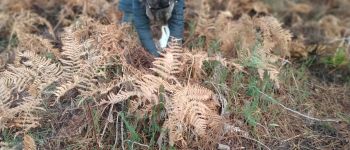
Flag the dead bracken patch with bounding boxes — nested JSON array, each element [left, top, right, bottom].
[[0, 0, 349, 149]]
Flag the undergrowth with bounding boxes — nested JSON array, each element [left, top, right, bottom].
[[0, 0, 349, 150]]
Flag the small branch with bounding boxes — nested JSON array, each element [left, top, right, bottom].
[[125, 140, 150, 149], [100, 104, 114, 143], [282, 133, 305, 143], [112, 114, 119, 150], [239, 136, 271, 150], [208, 81, 228, 115], [157, 129, 166, 149], [258, 91, 341, 123], [277, 103, 341, 122], [87, 104, 101, 150], [121, 113, 125, 150]]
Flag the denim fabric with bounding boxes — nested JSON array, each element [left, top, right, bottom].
[[118, 0, 132, 13], [168, 0, 185, 39], [118, 0, 185, 56], [121, 12, 133, 23]]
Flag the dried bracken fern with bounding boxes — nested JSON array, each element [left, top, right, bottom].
[[214, 13, 292, 88], [0, 1, 349, 149], [54, 21, 107, 101], [102, 39, 224, 147], [0, 14, 61, 133], [23, 134, 37, 150], [165, 85, 223, 147], [0, 13, 227, 147], [2, 97, 43, 133]]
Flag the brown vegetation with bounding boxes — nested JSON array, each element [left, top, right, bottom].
[[0, 0, 349, 149]]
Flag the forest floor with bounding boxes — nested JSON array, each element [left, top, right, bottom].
[[0, 0, 350, 149]]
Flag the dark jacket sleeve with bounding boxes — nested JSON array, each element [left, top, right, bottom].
[[168, 0, 185, 39], [132, 0, 159, 56]]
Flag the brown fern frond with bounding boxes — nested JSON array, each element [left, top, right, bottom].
[[12, 11, 54, 38], [196, 0, 215, 38], [23, 134, 36, 150], [17, 33, 60, 56], [1, 66, 36, 92], [254, 16, 292, 56], [0, 79, 12, 102], [102, 91, 141, 105], [184, 101, 222, 137], [3, 95, 44, 133], [164, 119, 187, 147], [122, 63, 144, 79], [8, 111, 41, 133], [55, 22, 126, 104], [181, 85, 214, 101], [19, 51, 62, 77], [8, 96, 45, 114], [95, 24, 131, 55], [53, 80, 78, 102], [136, 74, 178, 96], [183, 51, 246, 82], [184, 102, 211, 136], [166, 85, 223, 147], [59, 31, 86, 78], [150, 43, 184, 84], [75, 66, 99, 90], [214, 14, 289, 88]]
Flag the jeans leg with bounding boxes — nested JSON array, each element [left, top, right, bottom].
[[121, 12, 133, 23]]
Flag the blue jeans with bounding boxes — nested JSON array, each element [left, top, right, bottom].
[[121, 12, 133, 23], [118, 0, 133, 23], [118, 0, 185, 56]]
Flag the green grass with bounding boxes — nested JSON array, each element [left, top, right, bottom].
[[0, 38, 7, 51], [0, 33, 18, 53], [120, 112, 142, 144], [322, 47, 349, 68], [1, 129, 22, 148], [243, 97, 261, 127], [337, 113, 350, 124], [190, 36, 206, 49], [188, 20, 197, 40], [28, 129, 52, 148], [283, 66, 310, 102], [208, 40, 221, 56], [118, 85, 168, 149]]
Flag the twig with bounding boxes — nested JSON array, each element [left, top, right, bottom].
[[239, 136, 271, 150], [282, 133, 305, 143], [257, 123, 270, 135], [187, 54, 195, 86], [277, 102, 341, 122], [125, 140, 150, 149], [208, 81, 228, 115], [291, 72, 299, 91], [121, 113, 125, 150], [157, 129, 166, 149], [112, 114, 119, 150], [6, 26, 15, 50], [87, 104, 101, 150], [258, 91, 341, 123], [100, 104, 114, 142]]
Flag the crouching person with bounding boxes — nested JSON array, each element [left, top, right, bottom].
[[118, 0, 185, 56]]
